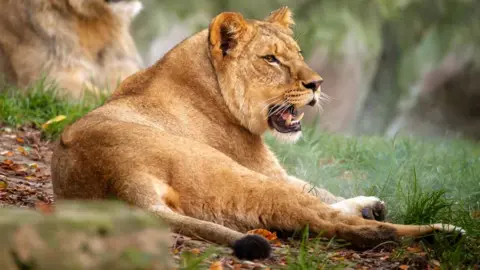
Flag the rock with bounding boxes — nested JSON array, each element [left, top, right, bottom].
[[0, 200, 172, 270]]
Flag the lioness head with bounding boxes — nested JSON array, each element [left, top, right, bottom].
[[208, 7, 323, 143]]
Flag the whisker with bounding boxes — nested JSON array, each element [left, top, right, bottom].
[[268, 101, 289, 118], [278, 103, 291, 116], [259, 93, 286, 114], [265, 94, 283, 101], [319, 92, 332, 103], [266, 102, 286, 119], [260, 97, 283, 113], [315, 93, 332, 114]]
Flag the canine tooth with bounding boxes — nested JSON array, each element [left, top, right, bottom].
[[286, 114, 293, 126], [295, 112, 305, 122]]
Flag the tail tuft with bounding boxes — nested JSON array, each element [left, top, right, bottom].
[[232, 234, 271, 260]]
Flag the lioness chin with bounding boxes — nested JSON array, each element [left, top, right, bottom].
[[51, 7, 464, 260]]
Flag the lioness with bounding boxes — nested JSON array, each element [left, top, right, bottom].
[[52, 7, 463, 260], [0, 0, 142, 100]]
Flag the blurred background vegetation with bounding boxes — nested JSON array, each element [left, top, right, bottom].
[[131, 0, 480, 140]]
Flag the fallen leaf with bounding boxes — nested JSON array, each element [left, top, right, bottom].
[[399, 265, 409, 270], [247, 229, 278, 241], [209, 261, 223, 270], [16, 137, 25, 144], [318, 158, 336, 166], [406, 246, 423, 253], [41, 115, 67, 130], [0, 180, 7, 190], [191, 248, 201, 255], [330, 255, 345, 261], [11, 164, 27, 174], [272, 239, 282, 247], [2, 159, 13, 165], [1, 150, 12, 156], [17, 146, 28, 156], [341, 171, 354, 180], [35, 201, 54, 214], [431, 260, 441, 267]]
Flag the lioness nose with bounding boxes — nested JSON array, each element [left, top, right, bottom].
[[302, 79, 323, 92]]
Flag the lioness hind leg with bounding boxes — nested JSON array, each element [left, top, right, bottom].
[[112, 172, 272, 260]]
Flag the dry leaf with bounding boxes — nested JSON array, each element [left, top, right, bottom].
[[16, 137, 25, 144], [406, 246, 423, 253], [330, 256, 345, 261], [0, 180, 7, 191], [431, 259, 441, 267], [41, 115, 67, 130], [17, 146, 28, 156], [399, 265, 409, 270], [191, 248, 201, 255], [247, 229, 278, 241], [209, 261, 223, 270], [1, 150, 14, 157], [272, 239, 282, 247], [2, 159, 13, 165], [341, 171, 354, 180], [35, 201, 54, 214]]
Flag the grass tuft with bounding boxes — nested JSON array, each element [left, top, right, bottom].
[[399, 168, 452, 225], [0, 78, 104, 138]]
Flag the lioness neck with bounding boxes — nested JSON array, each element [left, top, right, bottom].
[[111, 30, 232, 122], [106, 30, 278, 173]]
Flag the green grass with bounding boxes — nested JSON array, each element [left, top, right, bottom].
[[267, 128, 480, 268], [1, 81, 479, 268], [0, 79, 105, 138]]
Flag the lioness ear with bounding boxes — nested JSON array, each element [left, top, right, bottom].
[[209, 12, 248, 59], [265, 6, 295, 29]]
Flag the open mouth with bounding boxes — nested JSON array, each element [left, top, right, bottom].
[[267, 105, 305, 133]]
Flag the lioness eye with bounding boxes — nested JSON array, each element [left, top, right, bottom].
[[262, 55, 279, 64]]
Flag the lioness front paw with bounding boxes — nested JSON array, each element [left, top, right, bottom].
[[331, 196, 387, 221], [432, 223, 466, 235]]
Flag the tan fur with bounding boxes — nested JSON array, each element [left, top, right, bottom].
[[0, 0, 142, 100], [51, 7, 463, 252]]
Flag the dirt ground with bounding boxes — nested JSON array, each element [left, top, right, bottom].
[[0, 125, 440, 269]]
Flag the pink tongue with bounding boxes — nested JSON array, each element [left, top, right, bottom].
[[281, 112, 292, 120]]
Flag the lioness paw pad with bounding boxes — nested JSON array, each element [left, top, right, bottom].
[[432, 223, 466, 235], [331, 196, 387, 221]]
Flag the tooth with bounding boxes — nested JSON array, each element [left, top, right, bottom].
[[295, 112, 305, 122], [286, 114, 293, 126]]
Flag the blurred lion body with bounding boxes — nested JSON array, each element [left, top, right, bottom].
[[0, 0, 143, 99]]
